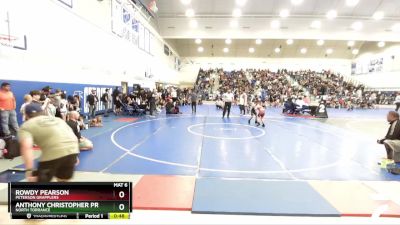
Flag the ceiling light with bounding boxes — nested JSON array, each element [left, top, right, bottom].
[[352, 49, 359, 55], [310, 20, 321, 29], [271, 20, 280, 29], [326, 48, 333, 54], [180, 0, 191, 5], [249, 47, 255, 53], [377, 41, 385, 48], [351, 21, 363, 31], [189, 19, 198, 28], [373, 11, 384, 20], [347, 40, 355, 47], [280, 9, 290, 18], [223, 47, 229, 53], [195, 39, 202, 44], [235, 0, 247, 6], [230, 20, 239, 28], [326, 10, 337, 20], [275, 47, 281, 53], [233, 8, 242, 17], [291, 0, 303, 5], [392, 23, 400, 32], [255, 39, 262, 45], [185, 9, 195, 17], [346, 0, 359, 6], [286, 39, 294, 45], [300, 48, 307, 54], [317, 39, 325, 46], [197, 46, 204, 52], [225, 39, 232, 45]]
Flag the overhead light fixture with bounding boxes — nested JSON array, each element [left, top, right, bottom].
[[271, 20, 280, 29], [351, 21, 363, 31], [235, 0, 247, 7], [286, 39, 294, 45], [185, 8, 195, 17], [352, 49, 359, 55], [377, 41, 385, 48], [255, 39, 262, 45], [310, 20, 321, 29], [373, 11, 384, 20], [180, 0, 191, 5], [346, 0, 360, 7], [291, 0, 303, 5], [326, 10, 337, 20], [326, 48, 333, 54], [280, 9, 290, 18], [197, 46, 204, 52], [189, 19, 198, 28], [225, 39, 232, 45], [195, 39, 202, 44], [347, 40, 355, 47], [233, 8, 242, 17], [317, 39, 325, 46], [230, 20, 239, 28], [275, 47, 281, 53], [392, 23, 400, 32], [223, 47, 229, 53], [300, 48, 307, 54], [249, 47, 255, 53]]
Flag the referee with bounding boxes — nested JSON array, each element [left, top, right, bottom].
[[222, 89, 234, 118]]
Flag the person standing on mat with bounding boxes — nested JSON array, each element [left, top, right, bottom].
[[395, 93, 400, 112], [377, 111, 400, 163], [222, 89, 234, 118], [190, 89, 198, 114], [86, 89, 98, 119], [239, 91, 247, 115], [0, 82, 19, 138]]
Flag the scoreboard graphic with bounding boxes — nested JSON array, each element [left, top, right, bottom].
[[8, 182, 132, 219]]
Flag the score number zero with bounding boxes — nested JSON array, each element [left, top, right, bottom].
[[114, 183, 129, 212]]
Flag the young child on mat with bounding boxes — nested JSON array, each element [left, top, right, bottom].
[[89, 116, 103, 127], [256, 102, 266, 128]]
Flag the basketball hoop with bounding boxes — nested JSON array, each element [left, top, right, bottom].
[[0, 34, 18, 48]]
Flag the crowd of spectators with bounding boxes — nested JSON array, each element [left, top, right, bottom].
[[194, 68, 398, 110]]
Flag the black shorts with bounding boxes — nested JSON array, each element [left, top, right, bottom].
[[251, 108, 257, 116], [33, 154, 78, 182]]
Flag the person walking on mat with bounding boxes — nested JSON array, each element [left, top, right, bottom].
[[222, 89, 234, 118]]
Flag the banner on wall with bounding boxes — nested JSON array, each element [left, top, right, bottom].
[[111, 0, 141, 47], [352, 56, 384, 76], [138, 22, 145, 50], [149, 33, 155, 55], [144, 28, 150, 53]]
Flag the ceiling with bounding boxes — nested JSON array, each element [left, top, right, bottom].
[[151, 0, 400, 42], [167, 38, 371, 58]]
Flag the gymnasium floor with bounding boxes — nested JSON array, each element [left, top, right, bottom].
[[79, 104, 398, 181], [1, 104, 400, 223]]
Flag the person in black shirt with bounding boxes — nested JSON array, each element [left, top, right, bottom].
[[67, 111, 93, 151], [86, 90, 98, 119], [378, 111, 400, 162]]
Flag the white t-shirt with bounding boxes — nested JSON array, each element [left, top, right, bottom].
[[223, 93, 234, 102], [239, 93, 247, 105], [395, 95, 400, 104]]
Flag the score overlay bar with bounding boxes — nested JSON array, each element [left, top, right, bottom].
[[8, 182, 132, 219]]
